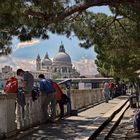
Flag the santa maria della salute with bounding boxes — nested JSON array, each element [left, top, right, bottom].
[[0, 43, 80, 80], [36, 43, 80, 79]]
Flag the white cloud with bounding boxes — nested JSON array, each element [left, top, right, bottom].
[[73, 59, 98, 76], [14, 39, 40, 51], [0, 56, 36, 71], [13, 59, 36, 71]]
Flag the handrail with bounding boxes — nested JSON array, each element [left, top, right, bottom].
[[58, 79, 72, 89]]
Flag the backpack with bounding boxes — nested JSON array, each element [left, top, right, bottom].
[[31, 86, 40, 101], [4, 77, 18, 94], [17, 88, 26, 107], [41, 79, 56, 94], [17, 87, 26, 118], [133, 109, 140, 132]]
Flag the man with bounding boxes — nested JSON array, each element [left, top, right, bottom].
[[38, 74, 56, 122], [16, 69, 34, 94], [102, 81, 110, 103], [108, 80, 115, 99]]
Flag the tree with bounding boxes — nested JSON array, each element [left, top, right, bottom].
[[93, 7, 140, 79], [69, 9, 140, 79], [0, 0, 140, 55], [0, 0, 140, 79]]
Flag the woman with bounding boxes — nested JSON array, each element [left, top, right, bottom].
[[53, 82, 64, 120]]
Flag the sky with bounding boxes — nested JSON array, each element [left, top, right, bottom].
[[0, 6, 113, 75]]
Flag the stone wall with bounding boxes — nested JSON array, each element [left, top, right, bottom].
[[71, 88, 104, 110], [0, 88, 104, 138]]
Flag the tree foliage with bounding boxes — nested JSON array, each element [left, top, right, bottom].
[[0, 0, 139, 55], [94, 5, 140, 79], [0, 0, 140, 79], [72, 11, 140, 79]]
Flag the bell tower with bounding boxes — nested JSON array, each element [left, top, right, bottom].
[[36, 54, 41, 71]]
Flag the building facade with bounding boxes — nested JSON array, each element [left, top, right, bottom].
[[36, 43, 80, 79], [0, 44, 80, 84], [0, 66, 16, 80]]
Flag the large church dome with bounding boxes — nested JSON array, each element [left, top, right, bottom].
[[53, 53, 71, 63], [53, 44, 71, 65]]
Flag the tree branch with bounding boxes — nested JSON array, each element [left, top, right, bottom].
[[24, 0, 138, 24], [116, 19, 127, 32]]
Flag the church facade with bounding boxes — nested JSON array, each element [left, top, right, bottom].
[[36, 44, 80, 79]]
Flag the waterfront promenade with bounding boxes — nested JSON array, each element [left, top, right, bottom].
[[4, 95, 133, 140]]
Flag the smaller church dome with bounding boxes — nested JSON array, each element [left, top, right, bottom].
[[42, 52, 52, 66], [36, 54, 41, 61]]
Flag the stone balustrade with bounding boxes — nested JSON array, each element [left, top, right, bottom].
[[0, 94, 16, 137], [0, 88, 104, 138], [71, 88, 104, 110]]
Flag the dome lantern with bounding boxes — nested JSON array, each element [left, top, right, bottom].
[[59, 42, 65, 53]]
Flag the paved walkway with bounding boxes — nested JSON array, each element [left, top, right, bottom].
[[6, 96, 129, 140], [109, 104, 140, 140]]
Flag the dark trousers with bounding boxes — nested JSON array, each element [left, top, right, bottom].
[[57, 100, 64, 118]]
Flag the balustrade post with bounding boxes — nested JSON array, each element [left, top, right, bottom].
[[24, 99, 30, 128], [15, 103, 25, 129], [0, 94, 16, 137]]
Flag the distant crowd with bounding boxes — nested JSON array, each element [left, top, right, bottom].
[[102, 80, 127, 103]]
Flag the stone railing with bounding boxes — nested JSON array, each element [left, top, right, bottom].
[[0, 94, 16, 137], [70, 88, 104, 110], [0, 88, 104, 138]]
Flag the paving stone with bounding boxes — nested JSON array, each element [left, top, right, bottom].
[[109, 107, 138, 140]]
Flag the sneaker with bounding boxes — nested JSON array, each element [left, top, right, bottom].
[[58, 116, 64, 121], [105, 100, 109, 103]]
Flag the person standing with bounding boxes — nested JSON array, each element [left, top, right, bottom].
[[16, 69, 34, 117], [103, 81, 110, 103], [38, 74, 56, 122], [108, 80, 115, 99], [16, 69, 34, 94]]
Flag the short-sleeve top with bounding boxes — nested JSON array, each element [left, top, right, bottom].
[[23, 71, 34, 94]]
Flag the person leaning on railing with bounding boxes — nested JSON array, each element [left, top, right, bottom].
[[53, 82, 64, 120]]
